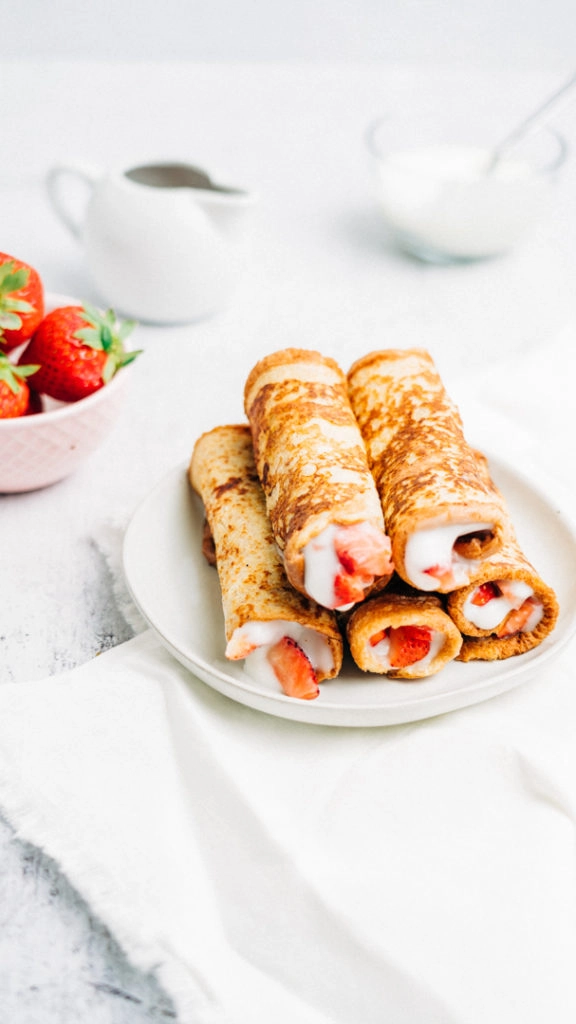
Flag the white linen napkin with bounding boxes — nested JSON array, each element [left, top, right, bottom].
[[1, 328, 575, 1024], [2, 629, 576, 1024]]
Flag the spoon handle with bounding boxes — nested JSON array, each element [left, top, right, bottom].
[[488, 69, 576, 170]]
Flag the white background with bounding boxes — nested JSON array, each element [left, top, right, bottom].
[[2, 6, 576, 1024], [3, 0, 576, 69]]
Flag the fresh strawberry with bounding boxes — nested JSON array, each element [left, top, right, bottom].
[[0, 354, 41, 418], [266, 636, 320, 700], [22, 304, 139, 403], [330, 526, 393, 608], [388, 625, 432, 668], [334, 524, 393, 577], [334, 571, 367, 607], [423, 564, 455, 589], [369, 628, 388, 647], [0, 253, 44, 351], [496, 597, 539, 638], [471, 582, 500, 606]]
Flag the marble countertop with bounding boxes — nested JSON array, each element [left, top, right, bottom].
[[1, 60, 575, 1021]]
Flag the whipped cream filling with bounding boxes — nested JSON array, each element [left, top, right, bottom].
[[303, 521, 391, 610], [368, 629, 445, 672], [304, 524, 344, 608], [464, 580, 543, 632], [226, 620, 334, 686], [404, 521, 494, 590]]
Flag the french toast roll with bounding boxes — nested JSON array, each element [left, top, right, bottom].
[[446, 448, 559, 660], [244, 348, 393, 611], [189, 424, 343, 700], [347, 348, 511, 593], [447, 535, 559, 661], [346, 585, 462, 679]]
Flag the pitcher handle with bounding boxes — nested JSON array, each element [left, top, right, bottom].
[[46, 163, 101, 240]]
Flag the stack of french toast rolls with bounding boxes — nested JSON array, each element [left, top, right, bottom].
[[190, 348, 559, 701]]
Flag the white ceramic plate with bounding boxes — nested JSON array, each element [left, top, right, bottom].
[[123, 457, 576, 727]]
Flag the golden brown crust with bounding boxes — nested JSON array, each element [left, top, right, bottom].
[[189, 424, 343, 679], [346, 589, 462, 679], [447, 534, 559, 661], [455, 628, 553, 662], [201, 519, 217, 566], [347, 349, 512, 590], [244, 347, 346, 411], [244, 348, 386, 594]]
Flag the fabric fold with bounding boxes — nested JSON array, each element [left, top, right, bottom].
[[0, 630, 576, 1023]]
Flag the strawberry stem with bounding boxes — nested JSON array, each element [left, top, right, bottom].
[[0, 353, 39, 394], [0, 261, 33, 332], [74, 303, 142, 381]]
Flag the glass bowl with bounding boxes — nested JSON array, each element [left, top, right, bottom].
[[365, 107, 567, 263]]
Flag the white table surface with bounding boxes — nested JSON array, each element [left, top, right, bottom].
[[1, 59, 576, 1021]]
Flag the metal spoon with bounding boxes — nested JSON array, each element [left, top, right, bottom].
[[487, 68, 576, 172]]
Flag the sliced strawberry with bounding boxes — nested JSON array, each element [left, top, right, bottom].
[[388, 625, 432, 668], [423, 564, 455, 588], [369, 628, 388, 647], [266, 637, 320, 700], [471, 582, 500, 606], [334, 524, 393, 577], [496, 597, 540, 638], [334, 572, 367, 607]]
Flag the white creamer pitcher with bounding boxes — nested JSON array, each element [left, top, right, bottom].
[[46, 161, 257, 323]]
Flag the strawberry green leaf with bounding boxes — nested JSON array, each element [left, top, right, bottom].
[[82, 303, 107, 328], [0, 354, 38, 394], [3, 272, 27, 292], [118, 318, 137, 341], [102, 353, 116, 383], [3, 297, 34, 314], [0, 312, 23, 330], [74, 326, 103, 349], [72, 302, 142, 381], [118, 349, 142, 367], [14, 363, 40, 378], [100, 325, 113, 350], [0, 263, 29, 294], [0, 264, 13, 286]]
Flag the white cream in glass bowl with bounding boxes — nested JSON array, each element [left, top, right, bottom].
[[366, 112, 567, 263]]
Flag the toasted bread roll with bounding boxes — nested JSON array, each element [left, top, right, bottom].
[[347, 348, 511, 593], [446, 449, 559, 660], [447, 535, 559, 661], [189, 424, 343, 698], [346, 586, 462, 679], [244, 348, 393, 611]]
